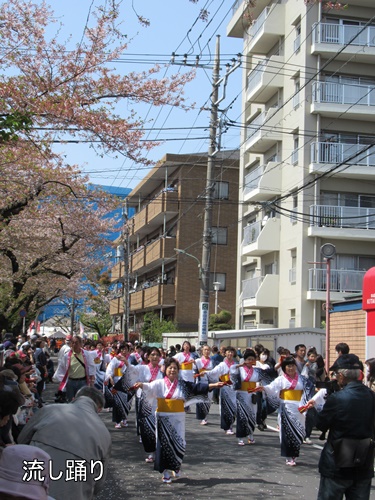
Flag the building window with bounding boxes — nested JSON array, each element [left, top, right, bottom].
[[264, 263, 277, 275], [209, 273, 226, 291], [292, 135, 299, 165], [290, 192, 298, 224], [289, 251, 297, 283], [212, 227, 228, 245], [213, 181, 229, 200], [289, 309, 296, 328], [294, 25, 301, 52], [293, 79, 300, 109]]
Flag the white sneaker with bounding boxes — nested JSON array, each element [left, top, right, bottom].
[[226, 428, 234, 435], [303, 437, 312, 445], [200, 419, 208, 425], [238, 439, 245, 446]]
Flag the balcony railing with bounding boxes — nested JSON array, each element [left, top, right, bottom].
[[242, 276, 264, 299], [247, 6, 270, 39], [308, 268, 366, 293], [243, 221, 262, 245], [247, 59, 268, 94], [231, 0, 243, 14], [244, 164, 265, 195], [312, 22, 375, 47], [246, 112, 265, 141], [143, 284, 175, 309], [311, 142, 375, 166], [145, 236, 175, 267], [246, 105, 279, 142], [131, 247, 145, 272], [110, 262, 123, 282], [309, 205, 375, 230], [312, 81, 375, 107]]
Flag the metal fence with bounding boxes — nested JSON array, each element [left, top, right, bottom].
[[309, 205, 375, 230], [312, 22, 375, 47], [308, 268, 366, 293]]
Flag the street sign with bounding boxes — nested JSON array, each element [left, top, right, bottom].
[[199, 301, 209, 344], [19, 309, 27, 318]]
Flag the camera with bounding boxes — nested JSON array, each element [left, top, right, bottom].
[[316, 379, 340, 397]]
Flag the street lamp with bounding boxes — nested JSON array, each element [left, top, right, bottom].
[[321, 243, 336, 372], [175, 248, 209, 344], [174, 248, 202, 278], [213, 281, 221, 314]]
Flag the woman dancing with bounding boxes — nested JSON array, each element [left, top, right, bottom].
[[134, 357, 223, 483], [258, 356, 314, 466]]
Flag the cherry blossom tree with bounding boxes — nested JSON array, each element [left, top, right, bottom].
[[0, 140, 119, 331], [0, 0, 194, 164], [0, 0, 196, 331]]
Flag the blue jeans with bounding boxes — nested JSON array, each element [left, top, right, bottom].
[[318, 475, 372, 500], [66, 378, 87, 402]]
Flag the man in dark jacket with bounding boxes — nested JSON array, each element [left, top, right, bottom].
[[316, 354, 374, 500]]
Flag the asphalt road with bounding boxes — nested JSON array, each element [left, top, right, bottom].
[[43, 381, 375, 500]]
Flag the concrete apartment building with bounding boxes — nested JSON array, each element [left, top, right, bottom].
[[110, 151, 239, 333], [228, 0, 375, 340]]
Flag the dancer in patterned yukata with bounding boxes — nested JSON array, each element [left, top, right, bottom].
[[104, 343, 133, 429], [201, 346, 238, 435], [93, 341, 111, 392], [133, 357, 223, 484], [258, 355, 315, 466], [231, 349, 275, 446], [173, 341, 195, 382], [194, 344, 214, 425], [123, 347, 164, 463]]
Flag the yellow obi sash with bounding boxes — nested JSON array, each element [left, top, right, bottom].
[[280, 389, 303, 401], [157, 398, 184, 413], [241, 381, 256, 391], [181, 362, 193, 370], [220, 373, 230, 383], [114, 367, 123, 377]]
